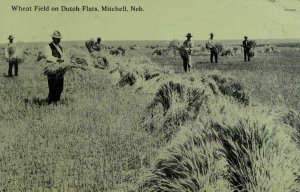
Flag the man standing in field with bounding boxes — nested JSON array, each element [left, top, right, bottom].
[[5, 35, 18, 77], [44, 31, 65, 104], [243, 35, 251, 61], [85, 37, 102, 53], [93, 37, 102, 52], [180, 33, 194, 72], [207, 33, 218, 63]]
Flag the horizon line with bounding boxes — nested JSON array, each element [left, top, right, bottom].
[[1, 37, 300, 44]]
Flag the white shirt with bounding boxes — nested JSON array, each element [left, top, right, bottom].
[[181, 39, 194, 57], [44, 42, 64, 63], [183, 39, 194, 50], [207, 38, 215, 48], [5, 42, 17, 59]]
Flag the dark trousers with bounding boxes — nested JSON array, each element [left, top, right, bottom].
[[47, 75, 64, 103], [210, 50, 218, 63], [8, 61, 18, 76], [244, 49, 250, 61], [182, 55, 191, 72]]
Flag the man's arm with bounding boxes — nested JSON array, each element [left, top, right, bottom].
[[58, 46, 65, 62], [189, 42, 194, 49], [207, 39, 215, 47], [4, 47, 9, 61], [187, 42, 194, 54], [44, 45, 57, 63]]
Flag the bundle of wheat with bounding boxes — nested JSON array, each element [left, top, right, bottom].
[[139, 123, 231, 192], [130, 45, 140, 50], [248, 40, 257, 48], [207, 74, 249, 105], [214, 43, 224, 54], [43, 62, 86, 77], [143, 69, 160, 81], [220, 49, 233, 57], [152, 49, 165, 56], [140, 98, 300, 192], [42, 48, 93, 76], [90, 52, 109, 69], [110, 47, 126, 56], [211, 109, 300, 192], [117, 46, 126, 53], [112, 65, 144, 87], [10, 47, 26, 64], [110, 49, 123, 56], [206, 43, 224, 54], [168, 39, 180, 49], [248, 49, 255, 57], [191, 48, 203, 56], [69, 48, 95, 66], [166, 49, 179, 57], [23, 48, 31, 56], [143, 77, 214, 141], [85, 39, 95, 53], [200, 46, 207, 52], [270, 107, 300, 147], [153, 48, 179, 57], [117, 72, 136, 87], [232, 46, 241, 53], [263, 44, 280, 53], [111, 57, 169, 88], [36, 51, 46, 62], [179, 46, 190, 58]]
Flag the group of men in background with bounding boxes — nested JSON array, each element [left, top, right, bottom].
[[3, 31, 66, 104], [3, 31, 253, 103], [3, 31, 105, 104], [180, 33, 253, 72]]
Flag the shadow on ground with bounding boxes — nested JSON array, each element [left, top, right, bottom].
[[24, 98, 74, 106]]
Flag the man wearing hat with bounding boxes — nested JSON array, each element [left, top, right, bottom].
[[5, 35, 18, 76], [207, 33, 218, 63], [243, 35, 251, 61], [93, 37, 102, 52], [180, 33, 194, 72], [44, 30, 65, 104]]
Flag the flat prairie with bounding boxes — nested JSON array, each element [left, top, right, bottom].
[[0, 39, 299, 191]]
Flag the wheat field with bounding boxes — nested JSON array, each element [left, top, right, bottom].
[[0, 40, 299, 191]]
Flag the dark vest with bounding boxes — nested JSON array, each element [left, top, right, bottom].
[[49, 43, 63, 58]]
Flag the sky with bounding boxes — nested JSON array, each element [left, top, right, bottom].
[[0, 0, 300, 42]]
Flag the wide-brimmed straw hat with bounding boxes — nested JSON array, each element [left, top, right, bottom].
[[186, 33, 193, 38], [244, 35, 248, 38], [51, 30, 62, 39], [8, 35, 14, 40], [209, 33, 214, 36]]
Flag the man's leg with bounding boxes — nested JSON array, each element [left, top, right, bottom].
[[210, 51, 213, 63], [8, 61, 13, 76], [187, 55, 191, 71], [247, 51, 251, 61], [244, 50, 247, 61], [214, 52, 218, 63], [183, 58, 187, 72], [14, 62, 18, 76], [56, 76, 64, 101], [47, 76, 56, 103]]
